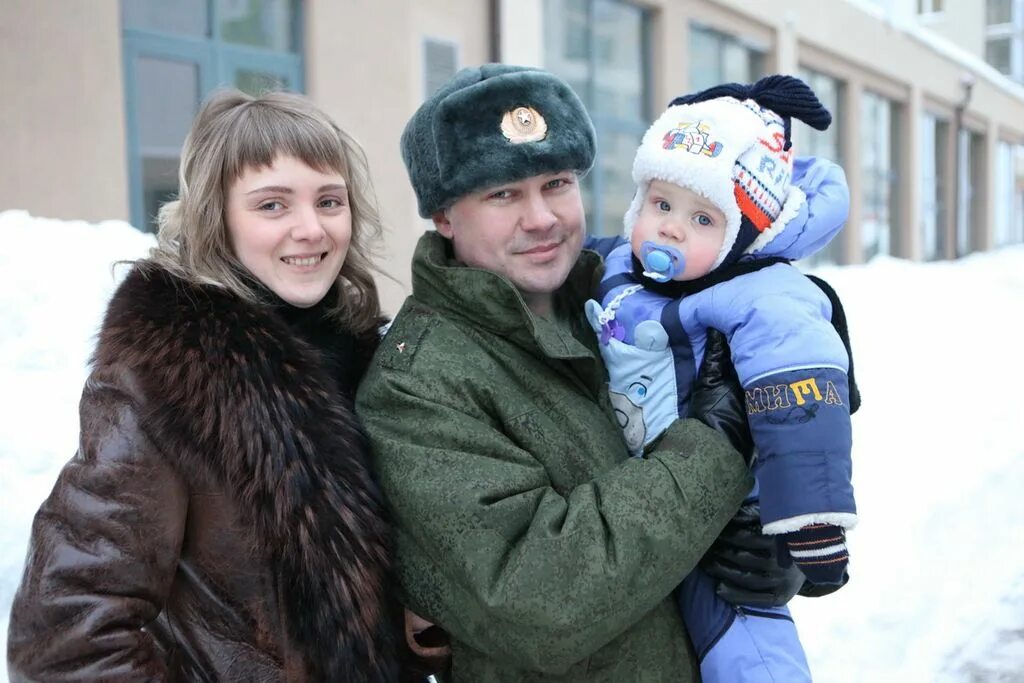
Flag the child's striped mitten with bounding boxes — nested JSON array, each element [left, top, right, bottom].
[[780, 523, 848, 586]]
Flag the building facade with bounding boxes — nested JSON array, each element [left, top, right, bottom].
[[2, 0, 1023, 312]]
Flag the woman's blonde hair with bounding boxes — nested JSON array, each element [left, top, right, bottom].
[[150, 89, 383, 332]]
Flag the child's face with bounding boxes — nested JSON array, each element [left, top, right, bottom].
[[631, 180, 727, 281]]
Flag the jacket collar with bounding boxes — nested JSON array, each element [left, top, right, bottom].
[[410, 231, 601, 360]]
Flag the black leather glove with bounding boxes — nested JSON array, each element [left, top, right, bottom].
[[690, 328, 754, 463], [699, 502, 806, 607]]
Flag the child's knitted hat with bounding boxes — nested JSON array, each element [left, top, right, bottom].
[[624, 75, 832, 271]]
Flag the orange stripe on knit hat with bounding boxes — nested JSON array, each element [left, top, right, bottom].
[[733, 182, 773, 232]]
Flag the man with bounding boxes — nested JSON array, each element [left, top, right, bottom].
[[357, 64, 799, 681]]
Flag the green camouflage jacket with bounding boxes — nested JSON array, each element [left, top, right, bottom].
[[356, 231, 751, 682]]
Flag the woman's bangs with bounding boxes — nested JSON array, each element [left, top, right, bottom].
[[223, 104, 346, 183]]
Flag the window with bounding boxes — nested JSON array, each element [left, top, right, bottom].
[[860, 91, 899, 261], [688, 24, 765, 94], [956, 130, 985, 256], [917, 0, 944, 14], [423, 38, 459, 97], [563, 0, 589, 60], [218, 0, 297, 52], [792, 69, 845, 266], [985, 0, 1023, 81], [544, 0, 650, 236], [919, 113, 949, 261], [123, 0, 206, 35], [1015, 145, 1024, 245], [793, 69, 843, 164], [121, 0, 303, 232], [987, 37, 1013, 73], [1008, 144, 1024, 245], [988, 0, 1013, 25], [993, 142, 1023, 246]]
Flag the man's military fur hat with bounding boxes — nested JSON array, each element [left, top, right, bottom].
[[400, 64, 596, 218]]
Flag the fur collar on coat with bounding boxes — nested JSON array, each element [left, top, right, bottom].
[[93, 263, 398, 681]]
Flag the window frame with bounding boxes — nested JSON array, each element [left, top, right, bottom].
[[121, 0, 304, 232], [985, 0, 1024, 80]]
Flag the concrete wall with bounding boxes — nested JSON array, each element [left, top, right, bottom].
[[0, 0, 129, 222], [500, 0, 544, 66], [916, 0, 987, 57]]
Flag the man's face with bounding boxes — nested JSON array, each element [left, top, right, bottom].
[[433, 171, 586, 314]]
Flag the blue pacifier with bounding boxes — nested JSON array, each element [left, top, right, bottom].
[[639, 241, 686, 282]]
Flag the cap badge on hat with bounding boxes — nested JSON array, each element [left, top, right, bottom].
[[661, 121, 723, 158], [501, 106, 548, 144]]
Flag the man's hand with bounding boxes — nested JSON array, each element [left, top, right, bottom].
[[403, 609, 450, 681], [702, 503, 851, 605], [700, 502, 806, 607]]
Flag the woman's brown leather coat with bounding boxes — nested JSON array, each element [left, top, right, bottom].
[[7, 265, 399, 681]]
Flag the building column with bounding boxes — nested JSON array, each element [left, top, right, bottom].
[[652, 0, 690, 108], [841, 78, 864, 265], [980, 122, 999, 251], [772, 9, 799, 76], [899, 85, 922, 260], [941, 113, 958, 260]]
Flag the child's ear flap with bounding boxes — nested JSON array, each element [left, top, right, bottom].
[[584, 299, 605, 334], [634, 320, 669, 351]]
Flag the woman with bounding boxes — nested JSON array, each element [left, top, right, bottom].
[[8, 90, 399, 681]]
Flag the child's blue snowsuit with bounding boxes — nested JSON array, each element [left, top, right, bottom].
[[585, 158, 856, 682]]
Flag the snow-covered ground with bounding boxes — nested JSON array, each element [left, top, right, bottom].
[[788, 250, 1024, 682], [0, 211, 157, 680], [1, 209, 1022, 681]]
